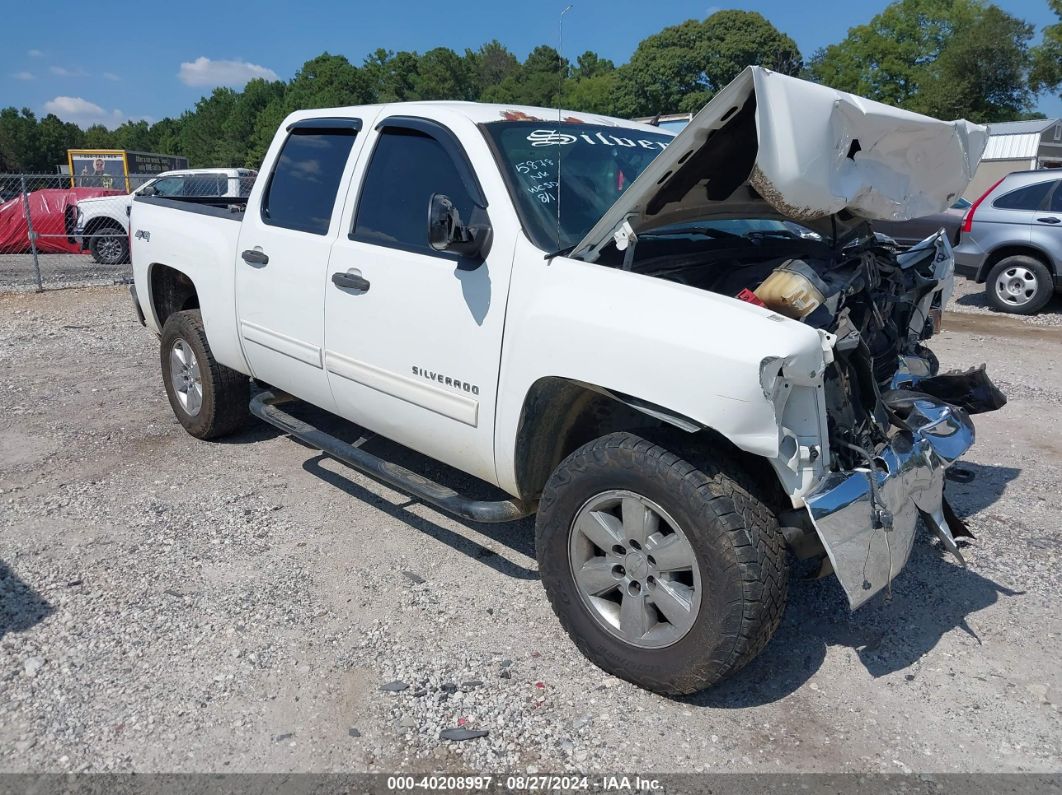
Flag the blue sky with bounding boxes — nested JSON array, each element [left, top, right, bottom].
[[3, 0, 1060, 127]]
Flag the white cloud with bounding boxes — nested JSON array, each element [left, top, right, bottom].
[[27, 49, 44, 57], [13, 71, 34, 80], [178, 56, 278, 87], [42, 96, 130, 128], [103, 72, 121, 81], [50, 65, 90, 78]]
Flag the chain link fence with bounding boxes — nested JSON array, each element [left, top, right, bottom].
[[0, 172, 255, 292]]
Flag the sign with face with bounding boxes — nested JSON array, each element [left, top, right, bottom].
[[70, 151, 125, 190]]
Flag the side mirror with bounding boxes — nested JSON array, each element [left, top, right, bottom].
[[139, 185, 157, 196], [428, 193, 487, 258]]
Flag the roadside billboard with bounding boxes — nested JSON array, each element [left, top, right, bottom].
[[67, 149, 191, 191]]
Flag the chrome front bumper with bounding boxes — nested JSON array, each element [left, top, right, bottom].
[[805, 396, 975, 609]]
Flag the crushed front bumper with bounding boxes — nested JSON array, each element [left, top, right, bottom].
[[804, 392, 980, 609]]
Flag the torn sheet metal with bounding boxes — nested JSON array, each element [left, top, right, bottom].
[[572, 66, 988, 261], [751, 69, 988, 221], [804, 396, 975, 609]]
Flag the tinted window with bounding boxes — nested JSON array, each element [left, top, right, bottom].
[[352, 129, 474, 254], [151, 177, 184, 197], [994, 180, 1053, 211], [1049, 181, 1062, 212], [184, 174, 226, 197], [263, 129, 357, 234]]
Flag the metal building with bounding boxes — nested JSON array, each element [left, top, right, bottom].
[[965, 118, 1062, 199]]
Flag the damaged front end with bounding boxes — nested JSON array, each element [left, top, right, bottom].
[[800, 234, 1006, 608], [563, 65, 999, 608], [807, 387, 980, 608]]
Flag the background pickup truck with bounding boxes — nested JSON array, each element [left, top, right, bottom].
[[130, 67, 1000, 694], [75, 168, 256, 265]]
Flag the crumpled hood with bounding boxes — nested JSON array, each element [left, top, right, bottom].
[[572, 66, 988, 260]]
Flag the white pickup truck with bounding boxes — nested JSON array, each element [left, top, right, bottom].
[[130, 67, 1002, 694], [75, 167, 256, 265]]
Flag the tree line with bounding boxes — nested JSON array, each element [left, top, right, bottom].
[[1, 0, 1060, 173]]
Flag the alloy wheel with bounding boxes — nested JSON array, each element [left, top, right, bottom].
[[568, 489, 701, 649]]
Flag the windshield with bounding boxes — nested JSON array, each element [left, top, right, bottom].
[[482, 121, 673, 252]]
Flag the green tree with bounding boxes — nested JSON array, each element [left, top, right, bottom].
[[808, 0, 972, 106], [150, 118, 183, 158], [177, 88, 238, 166], [112, 120, 157, 152], [615, 20, 709, 116], [914, 5, 1035, 121], [700, 10, 801, 87], [563, 72, 622, 114], [287, 53, 372, 108], [220, 78, 286, 167], [362, 49, 419, 102], [616, 11, 801, 117], [469, 40, 520, 95], [81, 124, 116, 150], [1030, 0, 1062, 99], [36, 114, 84, 171], [808, 0, 1035, 120], [574, 51, 615, 79], [412, 47, 476, 100], [0, 108, 43, 170], [485, 45, 568, 106]]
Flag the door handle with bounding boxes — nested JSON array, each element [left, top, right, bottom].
[[241, 249, 269, 265], [1036, 216, 1060, 224], [332, 271, 371, 291]]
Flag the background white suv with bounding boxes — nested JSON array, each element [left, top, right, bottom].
[[74, 168, 256, 265]]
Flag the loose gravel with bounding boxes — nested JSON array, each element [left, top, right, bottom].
[[1, 285, 1059, 775], [0, 253, 131, 293]]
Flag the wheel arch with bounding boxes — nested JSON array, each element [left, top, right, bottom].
[[83, 215, 125, 238], [510, 376, 786, 511], [148, 263, 201, 331]]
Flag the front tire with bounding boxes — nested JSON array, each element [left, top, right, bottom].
[[160, 310, 249, 439], [986, 255, 1053, 315], [535, 432, 788, 695]]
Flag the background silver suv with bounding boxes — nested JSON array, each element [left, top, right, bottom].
[[954, 170, 1062, 314]]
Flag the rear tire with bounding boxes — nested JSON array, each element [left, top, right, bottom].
[[88, 226, 129, 265], [985, 255, 1053, 315], [160, 310, 249, 439], [535, 431, 788, 695]]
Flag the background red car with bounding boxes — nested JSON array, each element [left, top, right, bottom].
[[0, 187, 125, 254]]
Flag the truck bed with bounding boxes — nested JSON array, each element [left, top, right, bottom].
[[134, 194, 246, 220]]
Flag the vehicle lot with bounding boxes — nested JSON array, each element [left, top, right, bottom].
[[0, 284, 1060, 774]]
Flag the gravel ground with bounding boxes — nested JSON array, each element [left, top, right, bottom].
[[1, 286, 1060, 775], [0, 253, 131, 292]]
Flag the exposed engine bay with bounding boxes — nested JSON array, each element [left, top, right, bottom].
[[609, 224, 1001, 461], [602, 224, 1007, 607]]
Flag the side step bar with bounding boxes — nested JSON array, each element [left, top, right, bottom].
[[249, 390, 533, 524]]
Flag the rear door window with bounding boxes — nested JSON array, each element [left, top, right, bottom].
[[1048, 181, 1062, 212], [993, 180, 1054, 211], [262, 127, 358, 235]]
